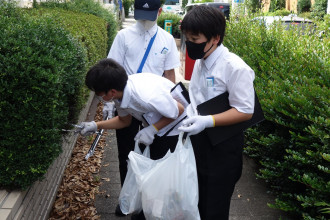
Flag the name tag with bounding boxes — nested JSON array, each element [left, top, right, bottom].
[[206, 76, 214, 87], [161, 47, 168, 54]]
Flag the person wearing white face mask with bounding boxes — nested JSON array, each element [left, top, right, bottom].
[[137, 19, 157, 30], [108, 0, 179, 82], [104, 0, 180, 218]]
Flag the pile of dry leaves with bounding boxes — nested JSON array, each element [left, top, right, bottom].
[[49, 103, 106, 220]]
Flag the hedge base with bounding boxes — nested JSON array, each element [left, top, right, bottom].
[[0, 92, 95, 220]]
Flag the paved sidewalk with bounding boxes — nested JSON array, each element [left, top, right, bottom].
[[93, 15, 292, 220]]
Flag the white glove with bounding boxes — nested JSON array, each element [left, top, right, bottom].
[[102, 102, 115, 120], [79, 121, 97, 136], [134, 125, 158, 146], [178, 115, 214, 135]]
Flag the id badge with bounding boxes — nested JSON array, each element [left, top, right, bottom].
[[206, 76, 214, 87], [161, 47, 168, 54]]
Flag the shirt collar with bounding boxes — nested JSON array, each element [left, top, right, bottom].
[[119, 78, 132, 109], [203, 44, 225, 70]]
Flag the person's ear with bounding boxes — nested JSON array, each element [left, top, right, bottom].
[[109, 89, 115, 96], [212, 35, 220, 45], [158, 7, 162, 16]]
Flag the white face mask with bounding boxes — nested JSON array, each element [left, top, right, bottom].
[[137, 19, 157, 30], [105, 96, 115, 103], [97, 94, 115, 103]]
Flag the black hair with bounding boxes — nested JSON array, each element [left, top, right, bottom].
[[85, 58, 128, 93], [181, 5, 226, 46]]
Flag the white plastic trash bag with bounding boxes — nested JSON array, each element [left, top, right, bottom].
[[140, 132, 200, 220], [118, 141, 150, 215]]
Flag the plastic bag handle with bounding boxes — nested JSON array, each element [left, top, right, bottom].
[[134, 141, 150, 157]]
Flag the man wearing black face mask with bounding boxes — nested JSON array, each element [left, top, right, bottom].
[[185, 40, 214, 60], [105, 0, 180, 218], [179, 6, 256, 220]]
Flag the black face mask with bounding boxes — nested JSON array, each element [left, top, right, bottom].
[[186, 41, 214, 60]]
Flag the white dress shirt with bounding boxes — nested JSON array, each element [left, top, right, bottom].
[[107, 22, 180, 76], [187, 44, 255, 117], [115, 73, 186, 136]]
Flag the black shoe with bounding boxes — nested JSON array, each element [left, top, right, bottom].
[[131, 211, 146, 220], [115, 204, 126, 217]]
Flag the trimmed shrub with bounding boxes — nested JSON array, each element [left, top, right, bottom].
[[273, 9, 291, 16], [157, 12, 182, 38], [39, 0, 118, 52], [224, 14, 329, 219], [27, 7, 108, 69], [25, 7, 108, 125], [0, 3, 88, 189]]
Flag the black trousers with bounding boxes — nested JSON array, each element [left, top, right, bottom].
[[190, 130, 244, 220], [116, 117, 141, 186], [116, 116, 179, 220]]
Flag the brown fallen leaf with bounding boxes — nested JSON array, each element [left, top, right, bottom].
[[48, 102, 106, 220]]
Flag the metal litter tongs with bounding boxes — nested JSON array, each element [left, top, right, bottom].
[[85, 105, 116, 160]]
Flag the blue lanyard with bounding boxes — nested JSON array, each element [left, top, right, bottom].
[[137, 28, 158, 73]]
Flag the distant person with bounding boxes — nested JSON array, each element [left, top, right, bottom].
[[105, 0, 180, 217], [179, 6, 256, 219], [118, 0, 123, 20]]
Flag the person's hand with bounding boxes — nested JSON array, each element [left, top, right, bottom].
[[178, 115, 214, 135], [102, 102, 115, 120], [78, 121, 97, 136], [134, 125, 158, 146]]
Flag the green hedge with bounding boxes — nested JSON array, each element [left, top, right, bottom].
[[157, 12, 182, 38], [38, 0, 118, 52], [224, 15, 329, 219], [0, 0, 113, 189], [25, 7, 108, 125], [27, 7, 108, 69], [0, 2, 88, 189]]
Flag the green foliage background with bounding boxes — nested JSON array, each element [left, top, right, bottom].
[[224, 13, 329, 219], [269, 0, 286, 12], [311, 0, 328, 20], [298, 0, 311, 13], [157, 12, 182, 38], [123, 0, 133, 17], [28, 7, 108, 68], [0, 0, 116, 189], [0, 3, 87, 189], [38, 0, 118, 52]]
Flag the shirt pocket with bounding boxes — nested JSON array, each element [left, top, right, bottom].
[[153, 52, 166, 70], [207, 85, 226, 100]]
